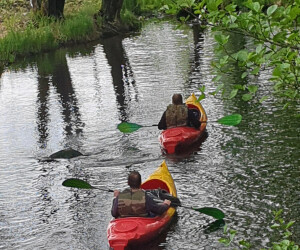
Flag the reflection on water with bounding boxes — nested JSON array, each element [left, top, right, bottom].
[[0, 21, 299, 250], [101, 35, 138, 122], [36, 50, 84, 148]]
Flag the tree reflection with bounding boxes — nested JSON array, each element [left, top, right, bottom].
[[0, 65, 3, 79], [36, 50, 83, 148], [101, 35, 138, 122], [190, 25, 205, 83]]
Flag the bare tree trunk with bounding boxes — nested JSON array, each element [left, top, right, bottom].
[[98, 0, 131, 37], [100, 0, 124, 24], [31, 0, 65, 18], [48, 0, 65, 18]]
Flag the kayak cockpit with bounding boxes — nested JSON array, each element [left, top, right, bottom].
[[141, 179, 170, 193]]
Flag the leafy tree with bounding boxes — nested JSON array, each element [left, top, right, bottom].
[[165, 0, 300, 107]]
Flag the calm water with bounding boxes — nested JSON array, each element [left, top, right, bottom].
[[0, 21, 299, 250]]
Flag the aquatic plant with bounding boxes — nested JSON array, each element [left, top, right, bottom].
[[219, 210, 299, 249]]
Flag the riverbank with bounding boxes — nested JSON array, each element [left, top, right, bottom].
[[0, 0, 103, 69], [0, 0, 154, 71]]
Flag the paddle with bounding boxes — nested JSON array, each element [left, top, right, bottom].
[[62, 178, 225, 220], [152, 199, 224, 220], [177, 205, 225, 220], [117, 122, 158, 133], [117, 114, 242, 133], [62, 178, 114, 192]]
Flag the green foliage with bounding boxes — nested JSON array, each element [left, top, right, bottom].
[[269, 209, 299, 250], [59, 9, 96, 42], [121, 9, 143, 30], [0, 26, 57, 63], [219, 224, 243, 247], [217, 114, 243, 126], [120, 0, 168, 29], [219, 210, 299, 249], [122, 0, 166, 15], [163, 0, 196, 15], [197, 85, 206, 101], [209, 0, 299, 105], [161, 0, 300, 106]]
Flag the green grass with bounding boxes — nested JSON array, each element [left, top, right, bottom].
[[57, 8, 97, 42], [0, 1, 100, 66], [122, 0, 166, 14], [0, 0, 169, 68], [120, 0, 167, 30], [0, 26, 57, 63]]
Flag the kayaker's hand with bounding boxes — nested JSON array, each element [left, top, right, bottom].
[[163, 199, 171, 206], [114, 190, 120, 197]]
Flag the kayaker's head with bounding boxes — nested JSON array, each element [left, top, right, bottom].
[[128, 171, 142, 189], [172, 94, 183, 105]]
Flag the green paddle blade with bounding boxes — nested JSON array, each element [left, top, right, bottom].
[[217, 114, 242, 126], [193, 207, 225, 220], [117, 122, 143, 133], [62, 178, 94, 189]]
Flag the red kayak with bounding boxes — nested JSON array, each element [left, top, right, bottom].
[[107, 161, 177, 250], [159, 93, 207, 154]]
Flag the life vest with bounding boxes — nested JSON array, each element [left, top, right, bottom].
[[166, 104, 188, 129], [117, 188, 148, 217]]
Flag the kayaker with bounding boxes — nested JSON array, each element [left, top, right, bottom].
[[111, 171, 171, 218], [158, 93, 201, 130]]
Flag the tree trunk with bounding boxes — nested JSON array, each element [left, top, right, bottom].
[[100, 0, 124, 23], [31, 0, 65, 18], [98, 0, 131, 37]]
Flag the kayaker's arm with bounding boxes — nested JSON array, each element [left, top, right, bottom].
[[145, 193, 170, 215], [111, 196, 119, 218], [158, 111, 167, 130]]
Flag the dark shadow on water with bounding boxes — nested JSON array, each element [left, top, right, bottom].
[[49, 148, 83, 159], [203, 219, 225, 234], [101, 35, 139, 123], [36, 50, 84, 148], [0, 65, 3, 83]]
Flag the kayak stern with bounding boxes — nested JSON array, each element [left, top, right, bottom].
[[107, 161, 176, 249]]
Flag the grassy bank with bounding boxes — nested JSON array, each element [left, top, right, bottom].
[[0, 0, 170, 69], [0, 0, 102, 68]]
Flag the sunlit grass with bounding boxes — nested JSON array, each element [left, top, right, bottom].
[[0, 0, 170, 66], [0, 0, 101, 65], [122, 0, 166, 14], [56, 7, 98, 42], [120, 0, 167, 28]]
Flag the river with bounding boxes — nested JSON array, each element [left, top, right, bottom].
[[0, 20, 299, 250]]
